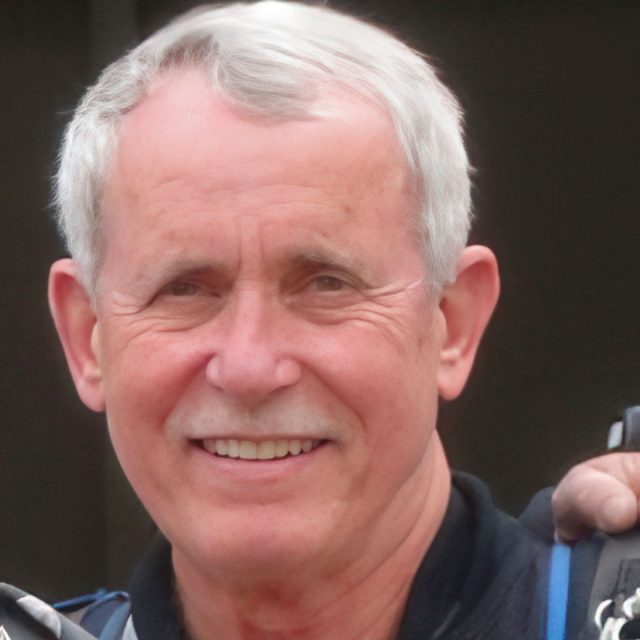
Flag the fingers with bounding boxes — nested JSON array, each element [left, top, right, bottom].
[[553, 454, 640, 542]]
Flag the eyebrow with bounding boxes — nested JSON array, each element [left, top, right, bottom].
[[284, 247, 369, 278], [134, 258, 230, 291], [131, 247, 371, 293]]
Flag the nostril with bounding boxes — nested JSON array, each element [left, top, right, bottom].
[[275, 358, 302, 387]]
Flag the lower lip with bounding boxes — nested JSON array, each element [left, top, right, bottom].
[[189, 440, 330, 483]]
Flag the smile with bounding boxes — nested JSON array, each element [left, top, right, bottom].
[[202, 438, 323, 461]]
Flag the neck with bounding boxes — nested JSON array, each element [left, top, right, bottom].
[[173, 443, 451, 640]]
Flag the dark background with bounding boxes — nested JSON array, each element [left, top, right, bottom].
[[2, 0, 639, 599]]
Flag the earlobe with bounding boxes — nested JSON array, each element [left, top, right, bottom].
[[48, 259, 106, 412], [437, 246, 500, 400]]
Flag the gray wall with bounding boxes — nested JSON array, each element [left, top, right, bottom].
[[2, 0, 639, 599]]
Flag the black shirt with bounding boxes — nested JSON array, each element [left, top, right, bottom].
[[398, 472, 550, 639], [129, 473, 552, 639]]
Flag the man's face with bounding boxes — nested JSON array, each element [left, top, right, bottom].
[[90, 69, 448, 577]]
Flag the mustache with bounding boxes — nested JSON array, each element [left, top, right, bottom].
[[166, 396, 343, 441]]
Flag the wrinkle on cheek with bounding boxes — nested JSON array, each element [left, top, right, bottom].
[[340, 277, 434, 352], [98, 292, 177, 351], [104, 290, 149, 316], [362, 277, 428, 306], [348, 307, 425, 353]]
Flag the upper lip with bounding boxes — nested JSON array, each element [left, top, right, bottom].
[[195, 435, 326, 442]]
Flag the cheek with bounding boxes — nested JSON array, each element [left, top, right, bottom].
[[99, 330, 206, 448], [310, 319, 440, 450]]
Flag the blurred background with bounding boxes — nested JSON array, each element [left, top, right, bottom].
[[1, 0, 639, 600]]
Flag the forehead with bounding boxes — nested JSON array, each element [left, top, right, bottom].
[[100, 68, 421, 276], [113, 69, 411, 183]]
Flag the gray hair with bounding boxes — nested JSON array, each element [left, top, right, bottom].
[[54, 1, 471, 292]]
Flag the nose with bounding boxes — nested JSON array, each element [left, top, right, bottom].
[[205, 291, 302, 404]]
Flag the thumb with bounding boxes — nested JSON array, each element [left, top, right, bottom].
[[552, 454, 640, 542]]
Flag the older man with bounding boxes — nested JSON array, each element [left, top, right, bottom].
[[2, 2, 639, 640]]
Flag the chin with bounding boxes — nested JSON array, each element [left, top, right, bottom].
[[168, 506, 338, 581]]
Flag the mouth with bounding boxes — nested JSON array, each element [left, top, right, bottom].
[[200, 438, 325, 461]]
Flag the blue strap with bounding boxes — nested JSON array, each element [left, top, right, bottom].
[[546, 542, 572, 640], [81, 591, 129, 636], [53, 588, 110, 611], [98, 600, 131, 640], [53, 589, 130, 637]]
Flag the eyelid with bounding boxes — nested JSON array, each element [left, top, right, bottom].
[[290, 269, 350, 291], [288, 270, 372, 303], [153, 276, 218, 301], [312, 273, 351, 290], [166, 281, 202, 295]]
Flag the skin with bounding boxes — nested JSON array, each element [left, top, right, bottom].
[[553, 453, 640, 542], [49, 68, 500, 640]]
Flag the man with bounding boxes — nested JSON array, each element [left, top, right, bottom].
[[50, 3, 502, 636], [2, 2, 639, 639]]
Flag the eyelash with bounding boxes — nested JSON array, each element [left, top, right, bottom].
[[310, 274, 348, 292], [164, 281, 202, 296]]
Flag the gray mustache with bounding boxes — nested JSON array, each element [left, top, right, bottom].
[[166, 398, 340, 441]]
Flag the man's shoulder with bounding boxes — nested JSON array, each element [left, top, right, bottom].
[[398, 472, 552, 639], [453, 473, 554, 637]]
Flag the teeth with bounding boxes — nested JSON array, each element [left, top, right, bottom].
[[228, 439, 239, 458], [203, 438, 321, 461], [289, 439, 302, 455], [257, 441, 275, 460], [238, 441, 257, 460], [215, 440, 228, 456]]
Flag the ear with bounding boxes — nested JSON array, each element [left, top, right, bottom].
[[437, 245, 500, 400], [48, 259, 105, 411]]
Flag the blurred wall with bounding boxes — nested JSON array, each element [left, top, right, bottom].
[[2, 0, 639, 598]]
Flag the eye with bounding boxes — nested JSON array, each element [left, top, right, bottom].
[[161, 281, 202, 297], [312, 275, 347, 292]]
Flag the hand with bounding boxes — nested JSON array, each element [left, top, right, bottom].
[[553, 453, 640, 542]]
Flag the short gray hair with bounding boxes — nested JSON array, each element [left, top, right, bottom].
[[54, 1, 471, 292]]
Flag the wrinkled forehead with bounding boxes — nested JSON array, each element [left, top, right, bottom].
[[101, 66, 420, 235]]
